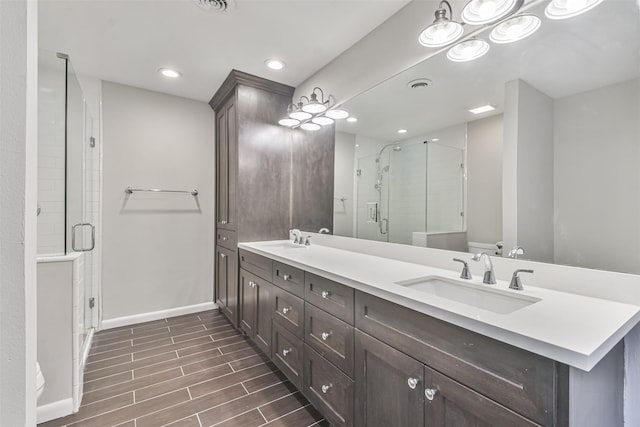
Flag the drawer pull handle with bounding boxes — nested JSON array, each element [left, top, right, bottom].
[[221, 220, 228, 224], [282, 307, 291, 315], [407, 377, 419, 390], [222, 236, 228, 241], [283, 274, 291, 281], [248, 281, 256, 288], [282, 348, 292, 357], [321, 290, 331, 299], [321, 383, 333, 394], [425, 388, 438, 401], [321, 331, 332, 341], [220, 253, 227, 259]]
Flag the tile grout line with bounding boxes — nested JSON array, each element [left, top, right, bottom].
[[196, 413, 203, 427], [258, 403, 314, 427], [257, 407, 268, 424]]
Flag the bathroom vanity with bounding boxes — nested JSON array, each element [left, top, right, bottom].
[[228, 239, 640, 427]]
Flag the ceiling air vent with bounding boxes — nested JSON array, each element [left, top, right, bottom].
[[193, 0, 235, 12], [407, 78, 433, 90]]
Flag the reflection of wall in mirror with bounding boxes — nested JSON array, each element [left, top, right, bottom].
[[334, 132, 355, 237]]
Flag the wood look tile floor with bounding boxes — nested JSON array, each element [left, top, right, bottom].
[[39, 310, 328, 427]]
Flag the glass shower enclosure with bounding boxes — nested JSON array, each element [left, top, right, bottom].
[[37, 50, 99, 338], [356, 140, 465, 245]]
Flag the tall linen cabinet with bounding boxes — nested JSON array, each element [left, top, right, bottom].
[[210, 70, 334, 326]]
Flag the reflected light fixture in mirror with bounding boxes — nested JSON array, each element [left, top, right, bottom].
[[490, 14, 541, 43], [545, 0, 603, 19], [347, 117, 358, 123], [447, 38, 490, 62], [461, 0, 524, 25], [289, 102, 312, 121], [278, 117, 300, 127], [158, 68, 181, 78], [418, 0, 464, 47], [279, 87, 349, 130]]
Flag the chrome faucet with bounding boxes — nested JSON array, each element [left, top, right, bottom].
[[509, 269, 534, 291], [508, 246, 525, 259], [471, 252, 496, 284], [290, 229, 303, 245], [318, 228, 330, 234], [452, 258, 472, 280]]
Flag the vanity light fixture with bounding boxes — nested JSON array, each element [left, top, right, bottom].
[[278, 87, 349, 131], [300, 122, 321, 131], [301, 87, 328, 114], [461, 0, 524, 25], [311, 116, 335, 126], [447, 38, 490, 62], [418, 0, 464, 48], [490, 14, 541, 43], [545, 0, 603, 20], [265, 59, 285, 70], [158, 68, 181, 78], [325, 108, 349, 119], [468, 104, 495, 114]]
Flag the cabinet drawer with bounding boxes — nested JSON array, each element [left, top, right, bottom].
[[216, 229, 237, 250], [304, 344, 354, 427], [272, 285, 304, 338], [355, 291, 559, 426], [239, 249, 272, 282], [273, 261, 305, 298], [272, 321, 304, 390], [305, 273, 354, 325], [305, 303, 354, 377]]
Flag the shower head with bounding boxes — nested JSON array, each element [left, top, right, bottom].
[[377, 143, 403, 157]]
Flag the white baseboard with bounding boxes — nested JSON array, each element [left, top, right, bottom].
[[37, 398, 74, 424], [100, 301, 218, 330]]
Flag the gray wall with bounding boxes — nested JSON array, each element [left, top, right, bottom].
[[467, 114, 503, 246], [101, 82, 214, 320], [503, 79, 554, 262], [554, 78, 640, 274], [0, 0, 38, 425], [333, 132, 355, 237]]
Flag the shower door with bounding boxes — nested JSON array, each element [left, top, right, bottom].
[[65, 60, 98, 334]]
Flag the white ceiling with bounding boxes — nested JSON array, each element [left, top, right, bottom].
[[337, 0, 640, 141], [38, 0, 411, 102]]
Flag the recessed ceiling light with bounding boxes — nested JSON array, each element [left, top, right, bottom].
[[468, 104, 495, 114], [490, 14, 541, 44], [431, 138, 440, 142], [355, 144, 360, 147], [158, 68, 181, 78], [265, 59, 285, 70], [545, 0, 603, 20], [347, 117, 358, 123], [397, 129, 408, 134], [447, 38, 490, 62]]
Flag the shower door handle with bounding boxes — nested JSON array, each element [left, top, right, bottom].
[[380, 218, 389, 235], [72, 223, 96, 252]]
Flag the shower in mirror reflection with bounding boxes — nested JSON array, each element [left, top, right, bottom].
[[374, 144, 402, 235]]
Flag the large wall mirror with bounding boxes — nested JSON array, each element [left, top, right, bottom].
[[332, 0, 640, 274]]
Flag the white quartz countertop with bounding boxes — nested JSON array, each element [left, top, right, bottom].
[[239, 240, 640, 371]]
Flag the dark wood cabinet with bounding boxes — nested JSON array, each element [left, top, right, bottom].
[[239, 269, 273, 356], [215, 246, 237, 325], [354, 330, 425, 427], [424, 367, 539, 427], [215, 96, 237, 231]]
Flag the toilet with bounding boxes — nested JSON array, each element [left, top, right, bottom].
[[36, 362, 45, 401]]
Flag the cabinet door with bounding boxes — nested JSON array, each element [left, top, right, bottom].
[[216, 246, 237, 326], [354, 331, 424, 427], [424, 367, 539, 427], [216, 97, 237, 231], [239, 269, 256, 336], [254, 278, 273, 357]]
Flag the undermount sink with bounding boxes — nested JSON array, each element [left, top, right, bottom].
[[395, 276, 540, 314]]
